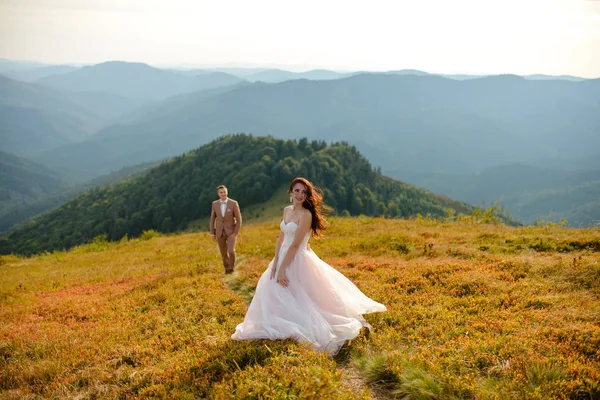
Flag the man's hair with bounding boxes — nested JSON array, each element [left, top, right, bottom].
[[217, 185, 228, 192]]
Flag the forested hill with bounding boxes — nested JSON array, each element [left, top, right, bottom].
[[0, 134, 475, 255]]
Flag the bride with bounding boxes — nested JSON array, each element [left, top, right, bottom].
[[231, 177, 386, 354]]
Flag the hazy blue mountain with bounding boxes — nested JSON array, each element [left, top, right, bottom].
[[386, 69, 431, 76], [66, 91, 146, 120], [0, 75, 106, 156], [242, 68, 306, 82], [524, 74, 588, 82], [170, 67, 266, 77], [209, 67, 267, 77], [33, 73, 600, 182], [0, 58, 48, 73], [508, 180, 600, 226], [439, 73, 588, 82], [3, 65, 79, 82], [527, 154, 600, 171], [440, 74, 484, 80], [115, 82, 251, 125], [392, 163, 600, 226], [0, 159, 157, 233], [36, 61, 243, 101], [299, 69, 350, 80], [386, 70, 589, 81], [0, 151, 67, 214], [172, 66, 588, 83], [244, 68, 349, 82], [385, 70, 589, 81]]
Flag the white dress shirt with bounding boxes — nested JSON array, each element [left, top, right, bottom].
[[220, 199, 228, 217]]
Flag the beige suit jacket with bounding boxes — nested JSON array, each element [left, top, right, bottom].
[[210, 199, 242, 237]]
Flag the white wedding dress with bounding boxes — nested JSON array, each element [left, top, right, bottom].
[[231, 220, 386, 354]]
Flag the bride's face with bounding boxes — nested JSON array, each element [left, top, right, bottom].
[[291, 183, 308, 205]]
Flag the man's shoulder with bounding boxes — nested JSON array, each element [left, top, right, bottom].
[[229, 198, 239, 205], [212, 200, 220, 205]]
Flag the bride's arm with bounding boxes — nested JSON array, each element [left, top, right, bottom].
[[270, 207, 289, 279], [270, 231, 284, 279], [276, 211, 311, 286]]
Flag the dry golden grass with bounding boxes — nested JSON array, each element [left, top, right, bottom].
[[1, 217, 599, 399]]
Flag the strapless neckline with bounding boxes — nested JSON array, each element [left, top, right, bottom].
[[282, 220, 298, 227]]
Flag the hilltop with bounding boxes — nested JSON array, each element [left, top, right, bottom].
[[0, 135, 477, 255]]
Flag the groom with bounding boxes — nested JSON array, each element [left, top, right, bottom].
[[210, 185, 242, 274]]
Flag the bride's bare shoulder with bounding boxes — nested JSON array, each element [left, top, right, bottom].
[[300, 209, 312, 221]]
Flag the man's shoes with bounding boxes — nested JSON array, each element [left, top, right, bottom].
[[225, 269, 234, 274]]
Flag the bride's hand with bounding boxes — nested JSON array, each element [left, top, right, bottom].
[[277, 267, 288, 287], [270, 258, 279, 280]]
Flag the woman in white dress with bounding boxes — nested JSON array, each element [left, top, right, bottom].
[[231, 177, 386, 355]]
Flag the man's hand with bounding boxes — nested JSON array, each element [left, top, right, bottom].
[[211, 235, 216, 242]]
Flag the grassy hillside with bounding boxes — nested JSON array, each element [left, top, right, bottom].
[[1, 217, 598, 399]]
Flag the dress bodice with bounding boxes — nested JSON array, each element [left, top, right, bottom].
[[280, 220, 310, 250]]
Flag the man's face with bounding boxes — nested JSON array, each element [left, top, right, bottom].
[[218, 188, 228, 201]]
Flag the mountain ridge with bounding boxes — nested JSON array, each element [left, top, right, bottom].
[[36, 61, 243, 101], [33, 73, 600, 181]]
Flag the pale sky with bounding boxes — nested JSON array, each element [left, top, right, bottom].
[[1, 0, 599, 77]]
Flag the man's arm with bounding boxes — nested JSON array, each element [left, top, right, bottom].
[[209, 203, 217, 236], [233, 201, 242, 235]]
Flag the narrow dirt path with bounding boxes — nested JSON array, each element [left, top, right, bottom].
[[338, 362, 392, 399]]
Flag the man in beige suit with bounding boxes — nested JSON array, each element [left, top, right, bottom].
[[210, 185, 242, 274]]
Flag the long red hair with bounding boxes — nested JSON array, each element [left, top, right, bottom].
[[289, 177, 327, 237]]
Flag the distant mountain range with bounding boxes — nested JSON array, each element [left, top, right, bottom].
[[30, 73, 600, 181], [1, 58, 591, 84], [394, 163, 600, 226], [0, 62, 243, 157], [1, 58, 598, 227], [1, 65, 79, 82], [0, 75, 108, 156], [0, 157, 157, 234], [0, 150, 66, 208], [36, 61, 243, 101]]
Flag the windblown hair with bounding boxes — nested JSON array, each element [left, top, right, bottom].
[[289, 177, 327, 237]]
